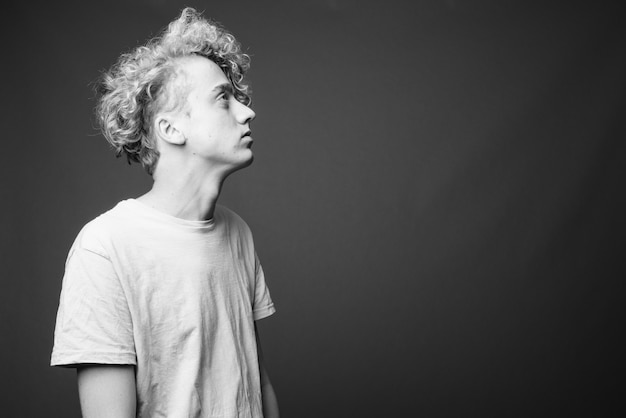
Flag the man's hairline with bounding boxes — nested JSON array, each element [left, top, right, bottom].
[[160, 55, 231, 116]]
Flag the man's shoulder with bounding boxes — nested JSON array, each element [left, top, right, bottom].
[[216, 204, 242, 223], [216, 204, 251, 233], [72, 200, 135, 251], [81, 199, 131, 229]]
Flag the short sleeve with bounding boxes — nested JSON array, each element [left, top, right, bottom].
[[51, 245, 136, 366], [252, 252, 276, 321]]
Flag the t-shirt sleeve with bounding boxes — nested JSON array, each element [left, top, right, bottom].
[[252, 252, 276, 321], [51, 244, 136, 367]]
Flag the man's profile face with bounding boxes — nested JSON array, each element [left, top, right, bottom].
[[171, 55, 256, 173]]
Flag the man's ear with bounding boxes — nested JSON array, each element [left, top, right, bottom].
[[155, 116, 186, 145]]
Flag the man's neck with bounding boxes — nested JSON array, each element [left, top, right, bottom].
[[137, 166, 226, 222]]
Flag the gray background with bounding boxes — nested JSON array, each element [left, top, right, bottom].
[[2, 0, 624, 416]]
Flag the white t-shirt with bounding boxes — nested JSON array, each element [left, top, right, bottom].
[[51, 199, 275, 417]]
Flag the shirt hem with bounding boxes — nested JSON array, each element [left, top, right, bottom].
[[51, 351, 137, 367], [253, 305, 276, 321]]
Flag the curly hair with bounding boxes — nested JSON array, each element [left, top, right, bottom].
[[96, 8, 251, 175]]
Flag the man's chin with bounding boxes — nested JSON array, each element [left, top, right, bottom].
[[226, 155, 254, 176], [242, 154, 254, 168]]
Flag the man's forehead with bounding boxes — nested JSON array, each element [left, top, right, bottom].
[[175, 55, 229, 88]]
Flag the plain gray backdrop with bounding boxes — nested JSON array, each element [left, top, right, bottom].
[[2, 0, 624, 416]]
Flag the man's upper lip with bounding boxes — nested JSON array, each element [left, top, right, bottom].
[[242, 130, 252, 137]]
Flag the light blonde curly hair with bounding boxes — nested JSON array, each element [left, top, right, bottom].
[[96, 8, 251, 175]]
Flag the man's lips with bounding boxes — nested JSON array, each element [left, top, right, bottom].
[[242, 131, 253, 148]]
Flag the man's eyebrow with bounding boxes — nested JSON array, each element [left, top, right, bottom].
[[211, 82, 234, 94]]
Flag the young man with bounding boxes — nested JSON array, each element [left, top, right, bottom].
[[51, 8, 279, 418]]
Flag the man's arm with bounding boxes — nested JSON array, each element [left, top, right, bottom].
[[77, 365, 136, 418], [255, 325, 280, 418]]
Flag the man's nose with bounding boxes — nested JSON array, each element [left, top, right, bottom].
[[237, 101, 256, 124]]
